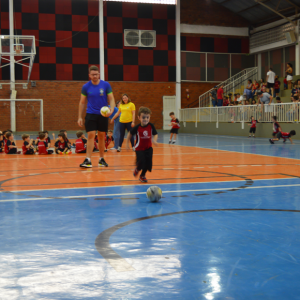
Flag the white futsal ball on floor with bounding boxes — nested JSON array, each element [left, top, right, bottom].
[[146, 186, 162, 202], [101, 106, 110, 117]]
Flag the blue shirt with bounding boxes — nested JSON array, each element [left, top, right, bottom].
[[108, 106, 120, 121], [81, 80, 112, 115]]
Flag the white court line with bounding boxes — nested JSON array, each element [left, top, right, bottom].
[[64, 172, 77, 173], [29, 173, 41, 175], [222, 166, 233, 168], [194, 167, 204, 168], [237, 165, 248, 167], [3, 177, 296, 193], [1, 183, 300, 203], [0, 151, 214, 161], [251, 165, 262, 167]]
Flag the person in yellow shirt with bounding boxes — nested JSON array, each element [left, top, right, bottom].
[[111, 94, 135, 152]]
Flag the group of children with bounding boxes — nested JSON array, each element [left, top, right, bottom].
[[247, 115, 296, 144], [0, 130, 72, 155]]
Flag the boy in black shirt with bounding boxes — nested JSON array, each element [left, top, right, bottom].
[[6, 132, 21, 154], [127, 107, 158, 183], [22, 134, 36, 154]]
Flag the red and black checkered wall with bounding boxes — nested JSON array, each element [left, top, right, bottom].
[[104, 2, 176, 82], [0, 0, 176, 82]]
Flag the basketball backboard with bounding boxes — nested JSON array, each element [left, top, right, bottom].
[[0, 35, 36, 88]]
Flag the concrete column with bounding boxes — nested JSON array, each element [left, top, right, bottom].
[[257, 53, 261, 80], [99, 0, 105, 80], [176, 0, 181, 114], [295, 20, 300, 76], [9, 0, 16, 131]]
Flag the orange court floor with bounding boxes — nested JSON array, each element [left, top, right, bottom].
[[1, 139, 299, 192]]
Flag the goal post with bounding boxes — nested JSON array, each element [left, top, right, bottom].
[[0, 99, 43, 132]]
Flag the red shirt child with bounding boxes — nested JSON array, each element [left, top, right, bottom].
[[128, 107, 158, 183], [105, 131, 114, 151], [75, 131, 87, 153]]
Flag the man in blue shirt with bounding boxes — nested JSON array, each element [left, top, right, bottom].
[[109, 101, 121, 150], [78, 65, 115, 168]]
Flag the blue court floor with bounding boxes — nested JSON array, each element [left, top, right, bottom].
[[1, 133, 300, 299]]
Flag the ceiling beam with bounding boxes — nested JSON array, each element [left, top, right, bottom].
[[276, 0, 282, 11], [284, 0, 300, 10], [255, 0, 295, 25], [236, 0, 272, 14]]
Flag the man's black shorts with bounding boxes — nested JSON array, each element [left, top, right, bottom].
[[277, 132, 282, 139], [85, 113, 108, 133], [170, 128, 179, 134], [249, 127, 256, 134], [272, 132, 277, 137], [267, 82, 274, 89]]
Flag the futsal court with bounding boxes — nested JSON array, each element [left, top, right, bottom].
[[1, 133, 300, 299]]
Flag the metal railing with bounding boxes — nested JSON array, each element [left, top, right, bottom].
[[180, 103, 299, 125], [186, 67, 258, 108]]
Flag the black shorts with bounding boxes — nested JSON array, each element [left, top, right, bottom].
[[170, 128, 179, 134], [249, 127, 256, 134], [136, 147, 153, 172], [275, 88, 280, 94], [277, 132, 283, 139], [24, 149, 35, 155], [272, 132, 278, 137], [85, 113, 108, 133], [267, 82, 274, 89]]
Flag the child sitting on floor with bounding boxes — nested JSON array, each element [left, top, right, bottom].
[[22, 134, 36, 155], [5, 132, 21, 154], [75, 131, 87, 153], [105, 130, 114, 152], [55, 133, 71, 155], [37, 132, 54, 155]]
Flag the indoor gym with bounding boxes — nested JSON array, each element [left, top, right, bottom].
[[1, 0, 300, 299]]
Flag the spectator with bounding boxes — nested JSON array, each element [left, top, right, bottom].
[[283, 76, 288, 90], [291, 82, 298, 100], [260, 79, 267, 92], [286, 96, 299, 122], [276, 96, 282, 104], [210, 86, 218, 107], [243, 80, 253, 100], [251, 99, 256, 105], [266, 68, 275, 96], [257, 91, 273, 120], [286, 63, 293, 89], [251, 80, 260, 98], [217, 85, 224, 106], [223, 96, 230, 106], [274, 76, 281, 97]]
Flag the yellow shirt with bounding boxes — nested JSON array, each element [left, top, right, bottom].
[[119, 102, 135, 123]]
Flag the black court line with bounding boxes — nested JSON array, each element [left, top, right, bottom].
[[95, 208, 300, 272]]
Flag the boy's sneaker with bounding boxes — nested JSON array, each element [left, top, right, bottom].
[[269, 139, 274, 144], [172, 141, 176, 144], [133, 168, 140, 178], [139, 175, 148, 183], [117, 147, 121, 152], [169, 141, 172, 144], [110, 147, 116, 150], [283, 139, 286, 143], [104, 149, 108, 152], [80, 158, 92, 168], [99, 158, 108, 167]]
